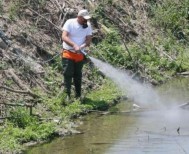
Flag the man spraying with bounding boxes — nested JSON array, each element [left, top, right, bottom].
[[61, 9, 93, 102]]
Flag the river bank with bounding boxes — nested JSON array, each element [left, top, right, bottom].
[[0, 79, 122, 153]]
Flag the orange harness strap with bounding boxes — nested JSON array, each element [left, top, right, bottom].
[[62, 50, 84, 62]]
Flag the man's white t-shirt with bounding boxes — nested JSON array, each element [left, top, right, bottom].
[[62, 18, 92, 50]]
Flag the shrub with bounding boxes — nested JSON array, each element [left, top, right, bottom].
[[8, 107, 37, 129]]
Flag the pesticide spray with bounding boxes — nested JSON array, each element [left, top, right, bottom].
[[88, 57, 189, 127], [82, 50, 187, 109], [80, 51, 189, 143], [89, 57, 164, 108]]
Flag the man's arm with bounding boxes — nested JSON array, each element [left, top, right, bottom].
[[80, 35, 92, 49], [85, 35, 92, 46], [62, 31, 80, 51]]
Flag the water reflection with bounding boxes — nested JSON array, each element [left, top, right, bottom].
[[27, 108, 189, 154], [157, 77, 189, 106], [105, 109, 189, 154]]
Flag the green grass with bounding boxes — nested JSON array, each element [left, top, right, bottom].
[[83, 80, 121, 110], [0, 78, 120, 153]]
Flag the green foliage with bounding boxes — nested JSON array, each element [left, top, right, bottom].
[[8, 107, 37, 129], [22, 122, 55, 142], [62, 101, 93, 118], [0, 61, 8, 70], [5, 79, 14, 86], [150, 0, 189, 40], [0, 123, 23, 152], [0, 120, 55, 153], [85, 80, 120, 110], [44, 91, 65, 114], [92, 30, 128, 68], [92, 0, 189, 83], [0, 105, 56, 151], [8, 0, 22, 20], [51, 54, 63, 72], [91, 25, 186, 82]]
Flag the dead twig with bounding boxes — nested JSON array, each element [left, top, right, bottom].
[[55, 0, 64, 12], [0, 102, 33, 107], [0, 85, 39, 98], [2, 69, 39, 98], [31, 75, 50, 93], [4, 69, 27, 90]]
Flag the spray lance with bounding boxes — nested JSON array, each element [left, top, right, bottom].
[[80, 49, 106, 77], [80, 49, 91, 62], [80, 49, 88, 57], [80, 49, 95, 70]]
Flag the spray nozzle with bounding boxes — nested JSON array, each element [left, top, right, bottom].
[[80, 49, 88, 56]]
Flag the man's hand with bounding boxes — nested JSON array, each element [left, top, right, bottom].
[[73, 44, 80, 52], [80, 43, 86, 50]]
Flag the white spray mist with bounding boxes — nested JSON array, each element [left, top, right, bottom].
[[90, 57, 189, 135], [90, 57, 164, 108]]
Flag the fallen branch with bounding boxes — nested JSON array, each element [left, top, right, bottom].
[[177, 71, 189, 76], [0, 101, 34, 115], [0, 117, 8, 120], [3, 69, 40, 98], [0, 85, 39, 98], [55, 0, 64, 12], [61, 10, 68, 27], [120, 34, 132, 60], [4, 69, 27, 90], [0, 102, 33, 107], [31, 76, 50, 93], [155, 46, 174, 61]]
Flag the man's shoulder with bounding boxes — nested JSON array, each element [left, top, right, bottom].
[[66, 18, 77, 24], [62, 18, 77, 31]]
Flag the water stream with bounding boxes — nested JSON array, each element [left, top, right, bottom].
[[27, 58, 189, 154], [27, 100, 189, 154]]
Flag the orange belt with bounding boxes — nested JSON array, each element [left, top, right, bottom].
[[62, 50, 84, 62]]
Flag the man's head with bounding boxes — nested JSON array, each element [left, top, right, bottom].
[[78, 9, 91, 20], [77, 9, 91, 27]]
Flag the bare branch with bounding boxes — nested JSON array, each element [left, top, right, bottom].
[[0, 85, 39, 98], [0, 102, 33, 107]]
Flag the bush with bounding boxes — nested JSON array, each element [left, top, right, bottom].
[[8, 107, 37, 129], [150, 0, 189, 41]]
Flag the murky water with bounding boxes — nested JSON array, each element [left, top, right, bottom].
[[27, 77, 189, 154]]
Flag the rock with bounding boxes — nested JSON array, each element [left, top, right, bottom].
[[0, 40, 7, 49], [132, 103, 141, 111], [178, 102, 189, 109], [177, 72, 189, 76]]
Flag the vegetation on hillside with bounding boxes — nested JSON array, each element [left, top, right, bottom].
[[91, 0, 189, 83]]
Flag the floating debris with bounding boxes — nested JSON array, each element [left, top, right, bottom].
[[177, 127, 180, 135]]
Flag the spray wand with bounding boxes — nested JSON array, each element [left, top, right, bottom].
[[80, 49, 92, 62], [80, 49, 88, 57]]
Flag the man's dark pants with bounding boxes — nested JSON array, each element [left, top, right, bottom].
[[62, 58, 84, 98]]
